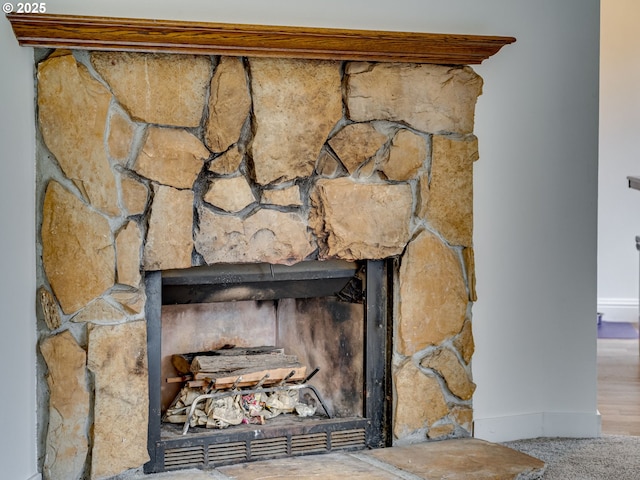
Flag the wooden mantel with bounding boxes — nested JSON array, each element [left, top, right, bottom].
[[6, 13, 514, 64]]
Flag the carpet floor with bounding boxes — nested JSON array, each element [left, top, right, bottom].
[[504, 435, 640, 479]]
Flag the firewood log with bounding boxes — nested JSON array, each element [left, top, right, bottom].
[[190, 353, 298, 375], [194, 366, 307, 389], [171, 346, 284, 374]]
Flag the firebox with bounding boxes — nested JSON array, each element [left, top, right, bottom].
[[144, 259, 393, 473]]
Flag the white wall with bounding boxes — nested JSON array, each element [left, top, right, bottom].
[[471, 4, 600, 441], [0, 1, 599, 477], [598, 0, 640, 323], [0, 12, 38, 480]]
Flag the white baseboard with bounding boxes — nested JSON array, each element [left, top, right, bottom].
[[598, 298, 639, 323], [473, 411, 601, 443]]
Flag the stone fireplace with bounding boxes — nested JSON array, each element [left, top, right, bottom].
[[8, 13, 514, 480]]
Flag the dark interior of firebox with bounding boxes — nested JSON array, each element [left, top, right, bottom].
[[144, 259, 390, 473], [160, 296, 364, 424]]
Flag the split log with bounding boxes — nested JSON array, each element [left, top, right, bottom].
[[171, 355, 195, 375], [166, 375, 192, 384], [190, 353, 299, 375], [164, 414, 188, 423], [171, 346, 284, 374], [193, 366, 307, 389]]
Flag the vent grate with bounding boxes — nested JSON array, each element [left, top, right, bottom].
[[209, 441, 247, 464], [154, 419, 371, 472], [331, 428, 366, 450], [291, 432, 328, 454], [250, 437, 288, 459], [164, 446, 205, 468]]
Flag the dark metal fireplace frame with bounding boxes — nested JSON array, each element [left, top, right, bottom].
[[144, 259, 393, 473]]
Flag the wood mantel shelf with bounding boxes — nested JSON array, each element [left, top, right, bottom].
[[6, 13, 515, 64]]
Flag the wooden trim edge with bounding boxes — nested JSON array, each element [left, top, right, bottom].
[[6, 13, 515, 64]]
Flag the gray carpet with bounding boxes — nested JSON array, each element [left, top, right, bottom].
[[504, 435, 640, 479]]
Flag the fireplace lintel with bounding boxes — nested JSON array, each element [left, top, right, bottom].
[[6, 13, 515, 64], [160, 259, 361, 304]]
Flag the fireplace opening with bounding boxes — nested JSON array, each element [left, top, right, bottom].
[[144, 259, 393, 473]]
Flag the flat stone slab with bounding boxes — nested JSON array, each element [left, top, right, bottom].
[[124, 439, 544, 480], [364, 439, 545, 480], [123, 469, 219, 480], [218, 452, 400, 479]]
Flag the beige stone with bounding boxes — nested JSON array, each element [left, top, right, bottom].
[[420, 348, 476, 400], [38, 286, 61, 330], [346, 62, 483, 135], [397, 230, 468, 354], [366, 439, 545, 480], [428, 423, 456, 439], [143, 185, 194, 271], [195, 207, 315, 265], [91, 51, 211, 127], [463, 247, 477, 301], [209, 145, 244, 175], [451, 405, 474, 433], [204, 176, 255, 213], [42, 182, 115, 314], [328, 123, 387, 174], [261, 186, 302, 206], [205, 57, 251, 152], [120, 176, 149, 216], [357, 158, 377, 179], [71, 298, 126, 325], [116, 221, 142, 287], [453, 320, 475, 365], [110, 290, 146, 315], [417, 170, 430, 219], [134, 127, 210, 189], [219, 453, 400, 480], [380, 129, 427, 181], [107, 110, 135, 164], [425, 135, 478, 246], [40, 331, 89, 480], [310, 178, 413, 260], [315, 149, 343, 178], [38, 53, 119, 216], [393, 361, 448, 438], [88, 321, 149, 479], [250, 58, 342, 184]]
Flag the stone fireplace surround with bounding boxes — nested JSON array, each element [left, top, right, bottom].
[[8, 13, 514, 480]]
